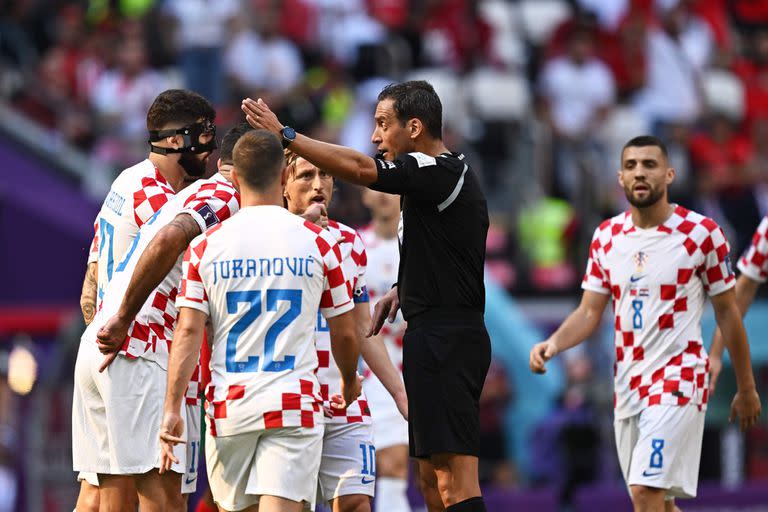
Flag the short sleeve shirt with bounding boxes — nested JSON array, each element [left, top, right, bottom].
[[88, 159, 174, 304], [314, 220, 371, 424], [177, 207, 354, 437], [369, 152, 488, 320], [582, 206, 735, 420], [738, 215, 768, 283]]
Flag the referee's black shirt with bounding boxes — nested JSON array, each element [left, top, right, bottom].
[[369, 151, 489, 321]]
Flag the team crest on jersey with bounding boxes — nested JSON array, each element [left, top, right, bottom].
[[633, 251, 648, 273]]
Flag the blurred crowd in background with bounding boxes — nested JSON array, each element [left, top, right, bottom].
[[3, 0, 768, 295], [1, 0, 768, 510]]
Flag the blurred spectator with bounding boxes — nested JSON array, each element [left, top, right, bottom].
[[689, 113, 760, 255], [733, 30, 768, 129], [538, 25, 615, 202], [633, 0, 713, 128], [517, 197, 578, 292], [730, 0, 768, 34], [313, 0, 387, 66], [163, 0, 239, 104], [419, 0, 492, 72], [89, 32, 167, 169], [224, 7, 303, 103], [575, 0, 630, 31]]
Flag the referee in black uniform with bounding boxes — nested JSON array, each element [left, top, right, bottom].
[[243, 81, 491, 512]]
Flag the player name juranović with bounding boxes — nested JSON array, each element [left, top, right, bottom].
[[212, 256, 316, 284]]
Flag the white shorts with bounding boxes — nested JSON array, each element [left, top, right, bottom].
[[363, 376, 408, 450], [317, 422, 376, 503], [615, 405, 705, 499], [77, 472, 98, 487], [206, 425, 323, 511], [75, 406, 199, 495], [182, 403, 202, 494], [72, 337, 188, 476]]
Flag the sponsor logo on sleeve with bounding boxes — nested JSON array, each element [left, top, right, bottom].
[[196, 204, 219, 229]]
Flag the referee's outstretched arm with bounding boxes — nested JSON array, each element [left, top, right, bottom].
[[243, 97, 378, 185]]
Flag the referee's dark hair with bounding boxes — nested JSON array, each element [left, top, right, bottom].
[[622, 135, 668, 159], [232, 129, 285, 191], [220, 123, 253, 165], [378, 80, 443, 140]]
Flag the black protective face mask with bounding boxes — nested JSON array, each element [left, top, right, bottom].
[[148, 119, 217, 176]]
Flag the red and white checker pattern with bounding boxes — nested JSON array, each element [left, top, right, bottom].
[[118, 176, 238, 366], [181, 179, 240, 233], [582, 206, 734, 419], [738, 215, 768, 283], [91, 159, 175, 306], [176, 206, 353, 437], [358, 225, 405, 379], [133, 172, 175, 227], [314, 220, 372, 424]]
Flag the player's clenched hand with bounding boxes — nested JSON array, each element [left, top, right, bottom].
[[96, 314, 131, 372], [708, 355, 723, 395], [729, 388, 761, 432], [241, 98, 282, 135], [302, 203, 328, 230], [158, 411, 185, 474], [96, 315, 129, 354], [367, 287, 399, 337], [332, 374, 363, 411], [529, 340, 558, 374]]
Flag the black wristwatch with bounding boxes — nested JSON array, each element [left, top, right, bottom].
[[280, 126, 296, 149]]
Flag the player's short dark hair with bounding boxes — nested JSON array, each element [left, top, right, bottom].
[[622, 135, 668, 159], [232, 130, 285, 191], [146, 89, 216, 132], [378, 80, 443, 139], [220, 123, 253, 164]]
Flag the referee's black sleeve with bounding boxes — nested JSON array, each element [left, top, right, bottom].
[[369, 153, 462, 203]]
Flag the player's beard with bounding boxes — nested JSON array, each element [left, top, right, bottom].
[[178, 152, 208, 179], [625, 183, 664, 208]]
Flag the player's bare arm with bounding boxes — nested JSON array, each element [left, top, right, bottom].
[[326, 310, 362, 409], [710, 288, 761, 431], [80, 261, 98, 325], [709, 274, 761, 393], [367, 285, 400, 337], [530, 290, 610, 374], [242, 98, 379, 185], [355, 302, 408, 420], [96, 213, 201, 370], [159, 307, 208, 473]]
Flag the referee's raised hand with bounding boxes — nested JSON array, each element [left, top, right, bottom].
[[367, 286, 400, 337]]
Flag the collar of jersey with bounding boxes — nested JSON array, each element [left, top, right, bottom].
[[622, 204, 682, 235]]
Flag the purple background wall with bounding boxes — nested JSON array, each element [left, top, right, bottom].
[[0, 136, 99, 305]]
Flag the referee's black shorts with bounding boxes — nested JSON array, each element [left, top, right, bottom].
[[402, 310, 491, 459]]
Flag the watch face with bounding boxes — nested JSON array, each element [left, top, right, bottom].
[[283, 127, 296, 140]]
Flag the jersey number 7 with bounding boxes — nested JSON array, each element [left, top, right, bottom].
[[225, 289, 301, 373]]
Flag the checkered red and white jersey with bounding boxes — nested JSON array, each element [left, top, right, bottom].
[[314, 220, 372, 424], [177, 207, 354, 437], [738, 215, 768, 283], [94, 173, 239, 384], [88, 159, 175, 304], [358, 225, 405, 380], [582, 206, 735, 420]]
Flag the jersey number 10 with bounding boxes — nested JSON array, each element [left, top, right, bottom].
[[225, 289, 301, 373]]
